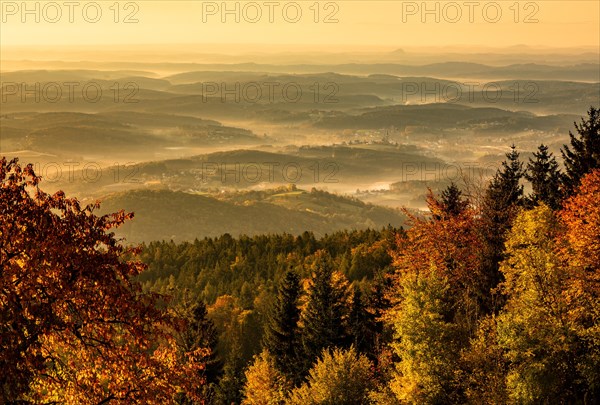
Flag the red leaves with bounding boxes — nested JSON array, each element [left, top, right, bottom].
[[559, 169, 600, 272], [0, 158, 206, 404], [389, 189, 485, 332], [393, 190, 483, 289], [556, 170, 600, 325]]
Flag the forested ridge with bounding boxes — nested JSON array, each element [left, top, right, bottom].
[[1, 107, 599, 404]]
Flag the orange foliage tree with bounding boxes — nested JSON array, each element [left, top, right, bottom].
[[391, 188, 485, 328], [558, 169, 600, 392], [560, 169, 600, 274], [559, 168, 600, 332], [0, 158, 206, 404], [385, 188, 485, 403]]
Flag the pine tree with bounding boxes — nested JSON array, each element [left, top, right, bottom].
[[347, 286, 376, 360], [561, 106, 600, 193], [215, 332, 246, 405], [262, 270, 302, 385], [367, 269, 393, 354], [479, 144, 525, 312], [301, 252, 350, 373], [488, 144, 525, 208], [176, 298, 223, 404], [440, 182, 469, 218], [185, 300, 222, 384], [525, 144, 563, 210], [240, 281, 254, 310]]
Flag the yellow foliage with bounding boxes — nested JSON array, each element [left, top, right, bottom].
[[497, 204, 596, 403], [288, 346, 374, 405], [243, 351, 291, 405]]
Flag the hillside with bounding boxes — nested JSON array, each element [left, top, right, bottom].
[[98, 187, 406, 243]]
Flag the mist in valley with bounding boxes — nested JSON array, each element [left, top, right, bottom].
[[2, 44, 598, 241]]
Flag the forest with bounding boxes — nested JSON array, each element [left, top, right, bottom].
[[1, 107, 599, 404]]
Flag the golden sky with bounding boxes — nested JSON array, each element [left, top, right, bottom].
[[0, 0, 598, 49]]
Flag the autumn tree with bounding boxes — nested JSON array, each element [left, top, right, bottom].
[[561, 106, 600, 193], [460, 316, 508, 404], [262, 270, 303, 385], [525, 144, 563, 210], [392, 187, 485, 332], [385, 187, 486, 403], [242, 351, 292, 405], [288, 346, 374, 405], [0, 158, 205, 403], [348, 237, 393, 281], [558, 169, 600, 399], [388, 271, 464, 404], [497, 204, 587, 403], [560, 168, 600, 275]]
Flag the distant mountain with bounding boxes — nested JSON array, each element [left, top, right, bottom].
[[98, 187, 407, 243], [0, 111, 263, 158], [312, 104, 580, 133], [3, 46, 598, 70], [0, 69, 156, 83], [97, 111, 220, 127], [159, 62, 599, 82], [2, 70, 596, 119]]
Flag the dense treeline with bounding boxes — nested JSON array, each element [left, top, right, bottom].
[[138, 227, 397, 305], [138, 227, 398, 403]]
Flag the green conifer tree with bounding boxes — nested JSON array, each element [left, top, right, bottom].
[[525, 144, 563, 210], [347, 286, 376, 360], [262, 270, 303, 385], [215, 332, 245, 405], [301, 252, 349, 373], [440, 182, 469, 218], [176, 298, 222, 404], [561, 106, 600, 193], [479, 145, 525, 312]]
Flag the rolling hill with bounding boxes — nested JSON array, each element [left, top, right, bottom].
[[98, 187, 407, 243]]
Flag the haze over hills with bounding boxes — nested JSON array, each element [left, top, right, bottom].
[[38, 144, 443, 198], [0, 111, 266, 160], [2, 70, 596, 119], [1, 48, 598, 225], [311, 104, 579, 132], [98, 187, 407, 243]]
